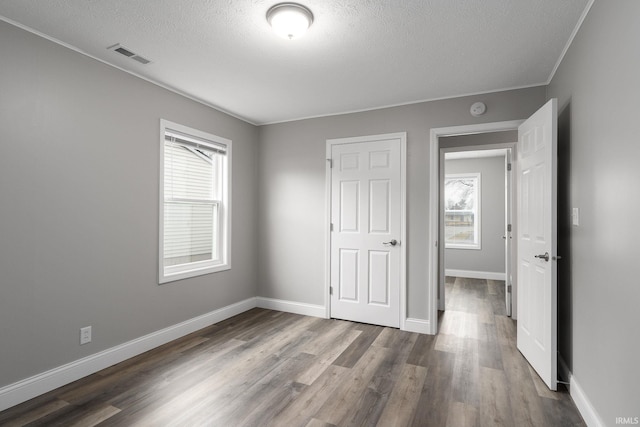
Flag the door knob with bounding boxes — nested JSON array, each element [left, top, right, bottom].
[[383, 239, 398, 246], [535, 252, 550, 262]]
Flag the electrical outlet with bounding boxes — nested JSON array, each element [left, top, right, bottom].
[[80, 326, 92, 345]]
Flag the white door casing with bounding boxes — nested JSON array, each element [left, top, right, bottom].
[[327, 134, 405, 328], [505, 150, 513, 317], [516, 98, 558, 391]]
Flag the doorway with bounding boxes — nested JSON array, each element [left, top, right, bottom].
[[429, 99, 558, 390], [428, 120, 523, 335], [440, 145, 514, 319]]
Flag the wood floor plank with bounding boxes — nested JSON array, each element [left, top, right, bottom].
[[297, 318, 353, 355], [25, 402, 120, 427], [339, 331, 417, 426], [314, 345, 392, 425], [0, 399, 68, 427], [266, 365, 350, 427], [406, 333, 436, 367], [410, 349, 455, 427], [439, 309, 479, 340], [296, 328, 362, 385], [434, 330, 464, 353], [479, 366, 515, 426], [188, 352, 315, 426], [235, 381, 307, 427], [375, 364, 428, 427], [450, 336, 480, 406], [528, 364, 560, 400], [478, 321, 504, 370], [305, 418, 338, 427], [446, 401, 478, 427], [500, 342, 549, 426], [66, 404, 121, 427], [477, 297, 496, 324], [331, 323, 384, 368]]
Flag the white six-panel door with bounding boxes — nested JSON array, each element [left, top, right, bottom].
[[329, 135, 404, 328], [517, 98, 558, 390]]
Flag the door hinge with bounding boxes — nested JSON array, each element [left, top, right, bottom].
[[327, 158, 333, 168], [507, 284, 512, 293], [330, 223, 334, 232], [507, 163, 512, 171], [507, 224, 512, 232], [330, 286, 333, 295]]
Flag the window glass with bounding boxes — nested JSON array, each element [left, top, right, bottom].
[[444, 173, 480, 249]]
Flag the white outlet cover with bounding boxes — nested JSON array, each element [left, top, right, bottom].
[[80, 326, 92, 345]]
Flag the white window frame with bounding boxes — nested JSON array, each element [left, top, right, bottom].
[[444, 172, 481, 250], [159, 119, 231, 284]]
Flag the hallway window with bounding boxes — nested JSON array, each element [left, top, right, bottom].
[[444, 173, 480, 249], [159, 120, 231, 283]]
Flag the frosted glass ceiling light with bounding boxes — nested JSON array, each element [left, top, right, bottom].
[[267, 3, 314, 40]]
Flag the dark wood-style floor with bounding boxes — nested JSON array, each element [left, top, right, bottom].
[[0, 277, 585, 426]]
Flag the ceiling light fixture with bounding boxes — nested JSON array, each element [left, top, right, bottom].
[[266, 3, 314, 40]]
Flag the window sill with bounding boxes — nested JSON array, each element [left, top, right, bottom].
[[159, 263, 230, 284], [445, 244, 481, 250]]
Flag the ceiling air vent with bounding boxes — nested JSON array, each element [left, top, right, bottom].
[[107, 44, 151, 65], [131, 55, 150, 65]]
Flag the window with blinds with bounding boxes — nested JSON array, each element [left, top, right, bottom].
[[159, 120, 231, 283]]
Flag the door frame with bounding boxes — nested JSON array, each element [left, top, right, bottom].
[[439, 143, 516, 316], [325, 132, 407, 329], [428, 121, 523, 334]]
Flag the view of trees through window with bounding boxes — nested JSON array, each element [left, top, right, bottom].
[[444, 173, 480, 248]]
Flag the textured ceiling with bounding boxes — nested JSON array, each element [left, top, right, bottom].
[[0, 0, 591, 125]]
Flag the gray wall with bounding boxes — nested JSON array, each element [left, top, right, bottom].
[[257, 87, 546, 319], [444, 156, 505, 274], [441, 130, 517, 149], [0, 21, 259, 387], [547, 1, 640, 422]]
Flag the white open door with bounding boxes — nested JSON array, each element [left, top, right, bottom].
[[516, 98, 558, 390], [328, 134, 405, 328]]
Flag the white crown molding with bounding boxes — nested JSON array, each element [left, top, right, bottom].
[[546, 0, 596, 84]]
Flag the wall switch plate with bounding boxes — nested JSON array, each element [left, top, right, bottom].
[[572, 208, 580, 226], [80, 326, 92, 345]]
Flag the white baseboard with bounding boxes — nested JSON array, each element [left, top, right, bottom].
[[445, 269, 506, 281], [256, 297, 326, 318], [403, 318, 434, 335], [0, 297, 257, 412], [558, 355, 605, 427]]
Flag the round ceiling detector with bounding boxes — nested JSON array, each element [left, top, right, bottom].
[[470, 102, 487, 117], [267, 3, 314, 40]]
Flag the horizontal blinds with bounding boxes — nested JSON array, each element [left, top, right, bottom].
[[165, 129, 227, 155], [164, 143, 215, 200], [164, 129, 222, 264], [163, 202, 217, 260]]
